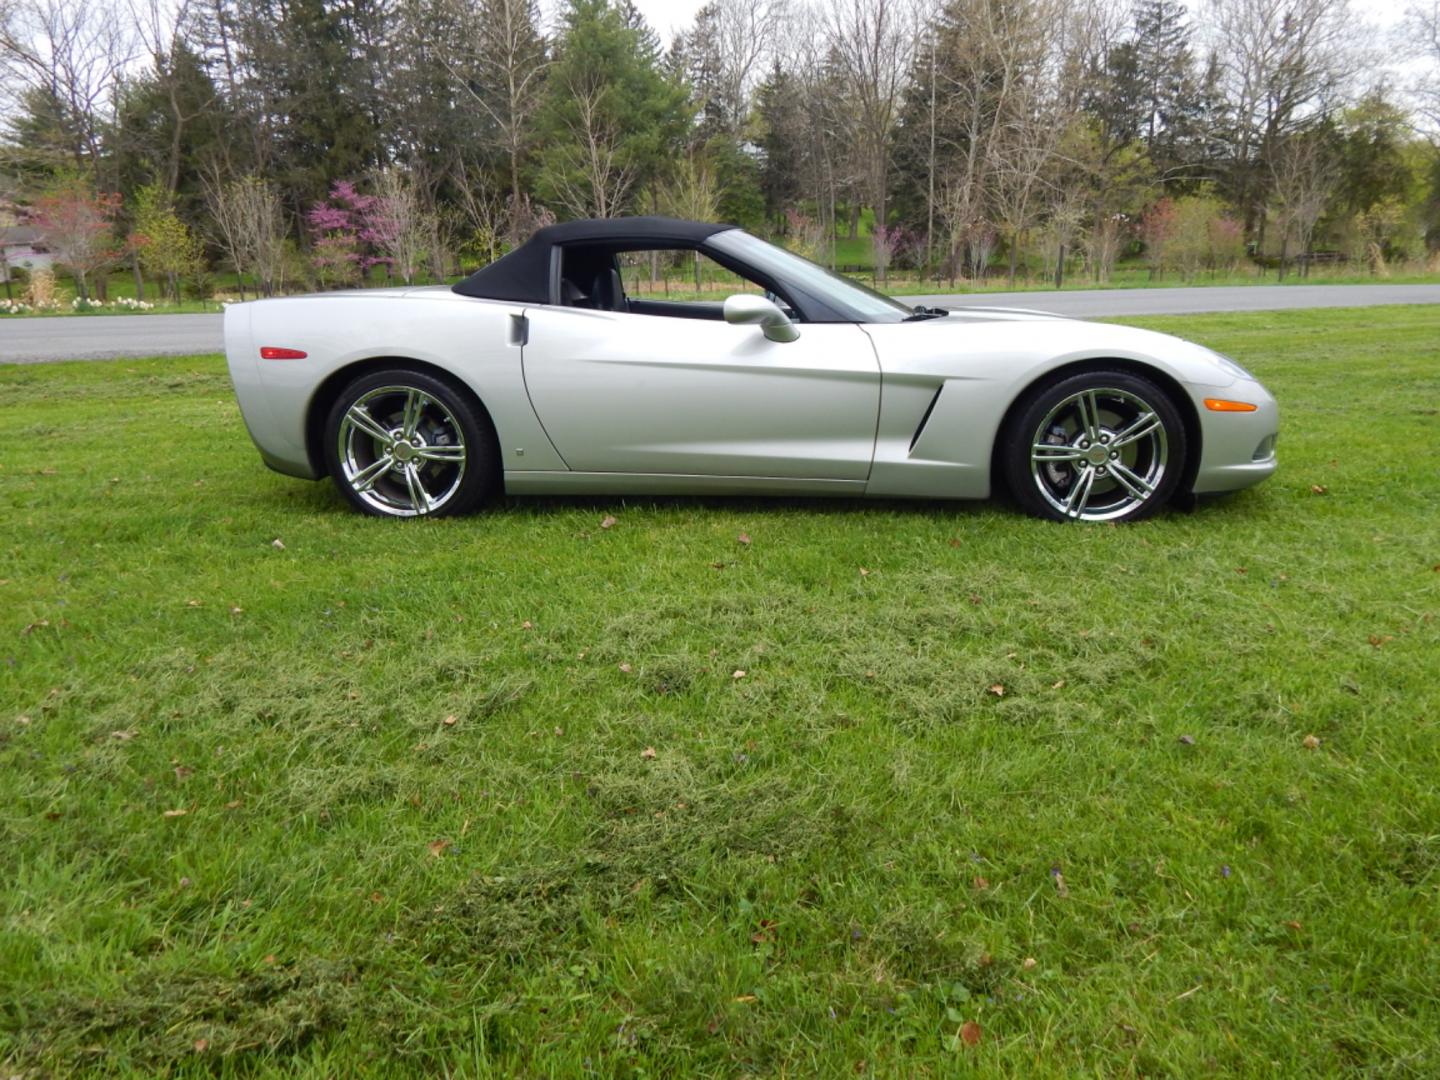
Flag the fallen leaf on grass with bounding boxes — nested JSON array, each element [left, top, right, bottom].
[[271, 538, 285, 550], [1178, 734, 1196, 746], [600, 515, 617, 529], [224, 800, 242, 810], [858, 567, 871, 577], [751, 919, 778, 944], [173, 765, 194, 781], [521, 620, 534, 630], [710, 561, 727, 569], [1022, 957, 1037, 970], [193, 1039, 209, 1053], [229, 606, 243, 615], [733, 995, 757, 1003], [640, 746, 657, 760], [427, 839, 451, 857], [1284, 919, 1303, 931], [1367, 634, 1393, 648], [972, 876, 990, 890], [442, 715, 457, 727], [618, 663, 632, 674], [988, 684, 1005, 697], [947, 538, 962, 548], [958, 1020, 982, 1047], [16, 714, 32, 726], [1051, 679, 1066, 689], [1302, 734, 1321, 750], [737, 533, 751, 546], [732, 670, 747, 680], [1310, 484, 1329, 495], [20, 619, 50, 635], [162, 808, 188, 818]]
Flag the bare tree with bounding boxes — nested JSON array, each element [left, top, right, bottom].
[[442, 0, 547, 203], [930, 0, 1066, 285], [822, 0, 916, 234], [205, 172, 285, 297], [1402, 2, 1440, 131], [542, 75, 639, 218], [1205, 0, 1364, 239], [369, 168, 431, 285], [128, 0, 217, 191], [1268, 130, 1338, 277], [683, 0, 788, 134], [0, 0, 138, 168]]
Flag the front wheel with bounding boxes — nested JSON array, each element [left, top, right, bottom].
[[322, 369, 497, 518], [1000, 370, 1187, 523]]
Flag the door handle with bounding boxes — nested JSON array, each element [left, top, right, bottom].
[[508, 313, 529, 346]]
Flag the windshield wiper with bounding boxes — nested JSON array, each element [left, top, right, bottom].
[[902, 305, 949, 322]]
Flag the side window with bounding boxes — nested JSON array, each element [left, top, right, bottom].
[[557, 244, 796, 322], [616, 250, 755, 304]]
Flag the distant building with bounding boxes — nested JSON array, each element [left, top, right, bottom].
[[1, 225, 54, 278]]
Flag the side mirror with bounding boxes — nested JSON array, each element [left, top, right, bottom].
[[724, 294, 799, 343]]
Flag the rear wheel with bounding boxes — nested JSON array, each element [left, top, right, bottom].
[[322, 369, 497, 518], [1001, 370, 1186, 523]]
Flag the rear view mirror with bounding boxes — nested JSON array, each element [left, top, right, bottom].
[[723, 294, 799, 343]]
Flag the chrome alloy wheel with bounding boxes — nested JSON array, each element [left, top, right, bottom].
[[337, 385, 467, 516], [1029, 386, 1168, 522]]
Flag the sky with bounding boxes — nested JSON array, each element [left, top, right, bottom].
[[566, 0, 1415, 49]]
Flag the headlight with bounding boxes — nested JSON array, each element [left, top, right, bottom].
[[1209, 350, 1256, 381]]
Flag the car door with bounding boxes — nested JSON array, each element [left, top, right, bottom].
[[521, 305, 881, 481]]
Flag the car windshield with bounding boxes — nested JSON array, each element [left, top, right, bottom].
[[706, 230, 914, 323]]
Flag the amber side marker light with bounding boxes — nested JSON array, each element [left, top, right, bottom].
[[1203, 398, 1258, 412], [260, 347, 308, 360]]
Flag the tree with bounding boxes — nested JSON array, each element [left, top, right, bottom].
[[0, 0, 137, 172], [305, 179, 376, 287], [32, 174, 120, 299], [1402, 1, 1440, 131], [1207, 0, 1361, 242], [822, 0, 915, 233], [368, 169, 433, 284], [533, 0, 687, 218], [205, 172, 286, 297], [441, 0, 548, 203], [130, 183, 203, 300], [1268, 129, 1338, 276], [672, 0, 785, 138], [755, 60, 805, 229]]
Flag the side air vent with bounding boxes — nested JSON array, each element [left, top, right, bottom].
[[909, 385, 944, 453]]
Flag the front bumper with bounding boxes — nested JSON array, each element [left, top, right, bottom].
[[1189, 377, 1279, 494]]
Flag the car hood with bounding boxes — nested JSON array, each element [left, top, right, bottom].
[[861, 310, 1243, 389], [933, 305, 1073, 323]]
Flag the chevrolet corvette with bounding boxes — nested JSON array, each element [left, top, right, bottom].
[[223, 217, 1278, 522]]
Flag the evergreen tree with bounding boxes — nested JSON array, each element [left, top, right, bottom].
[[532, 0, 687, 218]]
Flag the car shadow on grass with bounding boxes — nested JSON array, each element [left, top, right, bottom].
[[260, 474, 1260, 524]]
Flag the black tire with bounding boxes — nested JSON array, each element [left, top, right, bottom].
[[999, 369, 1187, 523], [322, 368, 498, 518]]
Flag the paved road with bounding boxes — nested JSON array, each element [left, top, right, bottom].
[[915, 283, 1440, 318], [3, 284, 1438, 363], [1, 312, 225, 363]]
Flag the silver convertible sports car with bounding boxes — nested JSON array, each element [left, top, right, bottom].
[[224, 217, 1278, 522]]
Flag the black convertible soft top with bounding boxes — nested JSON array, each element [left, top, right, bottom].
[[452, 216, 737, 303]]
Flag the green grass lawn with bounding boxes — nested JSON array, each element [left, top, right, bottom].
[[2, 308, 1438, 1076]]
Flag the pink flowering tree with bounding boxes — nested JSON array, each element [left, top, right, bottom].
[[1141, 198, 1178, 280], [306, 180, 380, 288]]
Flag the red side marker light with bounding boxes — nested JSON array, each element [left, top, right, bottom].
[[260, 346, 307, 360]]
